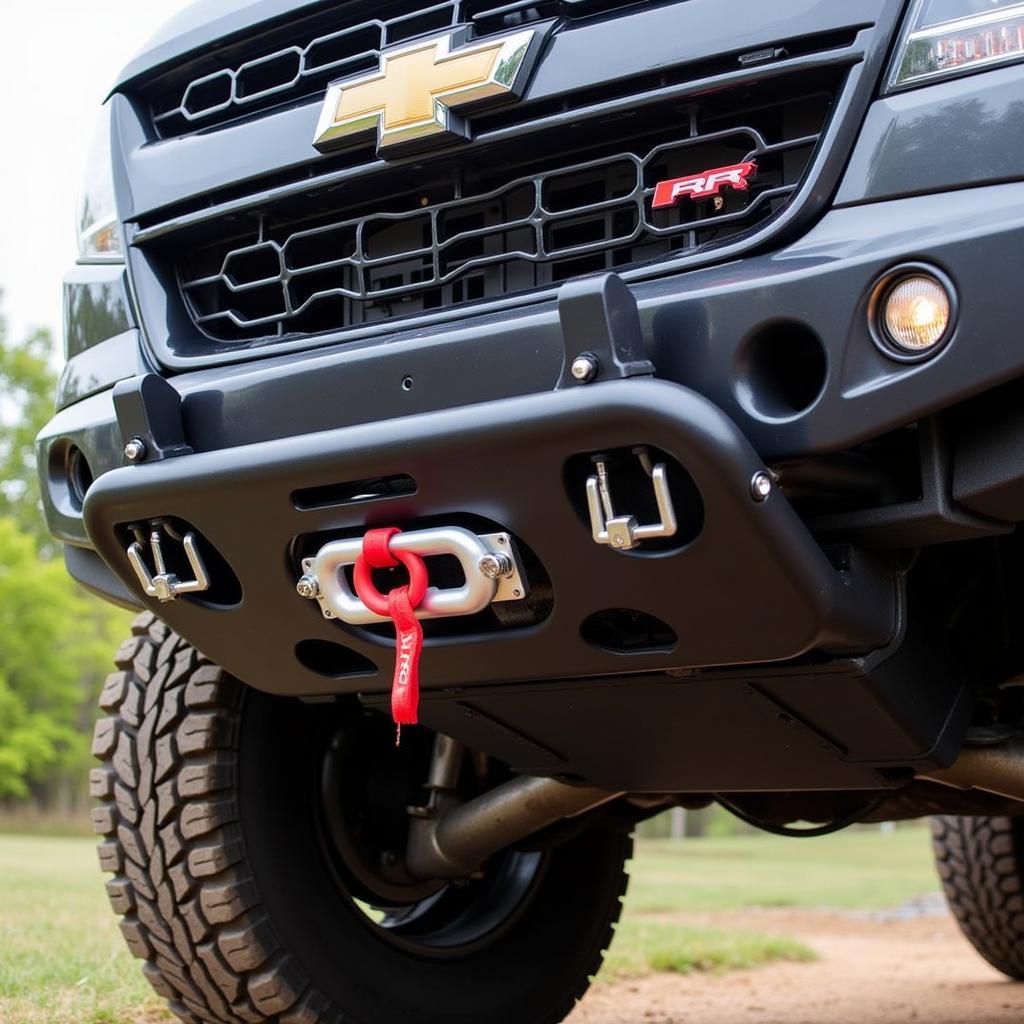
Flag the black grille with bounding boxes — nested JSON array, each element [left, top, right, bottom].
[[172, 68, 839, 344], [149, 0, 642, 138]]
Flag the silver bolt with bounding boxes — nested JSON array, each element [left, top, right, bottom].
[[612, 534, 626, 547], [750, 471, 773, 502], [479, 552, 513, 579], [123, 437, 148, 463], [570, 353, 598, 383], [296, 574, 320, 600]]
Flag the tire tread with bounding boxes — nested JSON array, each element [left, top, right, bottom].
[[92, 613, 332, 1023], [932, 814, 1024, 979]]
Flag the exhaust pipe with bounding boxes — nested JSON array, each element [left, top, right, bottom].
[[405, 736, 621, 879], [920, 736, 1024, 803]]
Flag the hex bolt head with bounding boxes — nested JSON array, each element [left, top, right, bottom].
[[123, 437, 148, 463], [750, 471, 773, 502], [479, 552, 513, 579], [296, 574, 320, 600], [570, 353, 598, 383]]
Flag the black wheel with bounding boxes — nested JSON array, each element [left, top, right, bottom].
[[932, 814, 1024, 979], [91, 613, 632, 1024]]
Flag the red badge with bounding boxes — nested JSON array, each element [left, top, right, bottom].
[[653, 161, 757, 209]]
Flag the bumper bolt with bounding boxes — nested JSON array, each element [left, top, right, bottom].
[[479, 552, 513, 579], [750, 471, 773, 502], [570, 353, 598, 383], [296, 574, 320, 600], [123, 437, 148, 463]]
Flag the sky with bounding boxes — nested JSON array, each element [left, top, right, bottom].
[[0, 2, 191, 346]]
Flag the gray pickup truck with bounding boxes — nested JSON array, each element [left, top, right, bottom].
[[37, 0, 1024, 1020]]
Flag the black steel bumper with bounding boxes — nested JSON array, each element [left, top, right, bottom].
[[40, 181, 1024, 788], [81, 374, 898, 697]]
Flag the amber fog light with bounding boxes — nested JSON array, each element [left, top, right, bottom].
[[870, 266, 956, 361]]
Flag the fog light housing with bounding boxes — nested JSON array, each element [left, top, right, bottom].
[[870, 265, 956, 361]]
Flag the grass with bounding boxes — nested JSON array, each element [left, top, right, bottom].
[[628, 828, 938, 913], [0, 834, 163, 1024], [602, 919, 816, 980], [0, 826, 938, 1023]]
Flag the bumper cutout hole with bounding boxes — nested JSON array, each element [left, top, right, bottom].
[[296, 639, 377, 678], [581, 608, 677, 654], [67, 446, 94, 509], [293, 474, 416, 510], [564, 447, 704, 554], [47, 440, 94, 515], [117, 519, 242, 608], [735, 321, 827, 421]]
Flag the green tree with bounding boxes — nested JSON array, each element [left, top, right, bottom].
[[0, 297, 130, 809], [0, 519, 124, 799], [0, 299, 57, 547]]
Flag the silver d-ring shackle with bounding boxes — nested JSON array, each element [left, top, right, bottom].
[[300, 527, 523, 625]]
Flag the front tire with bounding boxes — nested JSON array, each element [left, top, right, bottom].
[[91, 614, 631, 1024], [932, 814, 1024, 979]]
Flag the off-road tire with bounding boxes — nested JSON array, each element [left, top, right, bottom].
[[932, 814, 1024, 979], [91, 613, 632, 1023]]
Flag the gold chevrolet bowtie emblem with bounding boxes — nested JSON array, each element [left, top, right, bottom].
[[312, 28, 538, 157]]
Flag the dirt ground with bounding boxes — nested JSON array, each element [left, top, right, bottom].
[[570, 908, 1024, 1024]]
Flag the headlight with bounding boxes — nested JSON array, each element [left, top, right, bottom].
[[887, 0, 1024, 92], [77, 105, 123, 262]]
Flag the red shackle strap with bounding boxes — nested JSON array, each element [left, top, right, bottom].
[[352, 528, 427, 736], [353, 527, 429, 615]]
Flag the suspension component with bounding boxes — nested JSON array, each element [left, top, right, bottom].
[[405, 734, 621, 879]]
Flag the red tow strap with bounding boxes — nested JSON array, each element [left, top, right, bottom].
[[353, 528, 428, 740]]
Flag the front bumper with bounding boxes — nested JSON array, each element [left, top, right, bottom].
[[81, 375, 898, 697], [43, 181, 1024, 789]]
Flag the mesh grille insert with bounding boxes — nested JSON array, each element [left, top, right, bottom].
[[170, 71, 838, 345]]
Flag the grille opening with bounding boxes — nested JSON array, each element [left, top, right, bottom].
[[545, 206, 638, 253], [224, 243, 280, 285], [306, 25, 381, 73], [236, 51, 302, 101], [164, 65, 840, 347], [182, 73, 232, 116], [365, 214, 433, 260], [389, 5, 461, 44], [287, 223, 359, 267], [290, 265, 360, 312]]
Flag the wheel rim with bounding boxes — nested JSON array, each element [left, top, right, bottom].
[[318, 717, 547, 958]]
